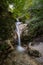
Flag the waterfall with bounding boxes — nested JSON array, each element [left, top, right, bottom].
[[15, 18, 25, 52], [16, 18, 21, 46]]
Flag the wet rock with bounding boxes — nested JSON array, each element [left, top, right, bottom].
[[27, 47, 41, 57]]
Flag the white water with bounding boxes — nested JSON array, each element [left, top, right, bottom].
[[16, 19, 21, 46], [16, 18, 25, 52]]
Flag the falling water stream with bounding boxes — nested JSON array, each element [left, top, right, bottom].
[[16, 18, 25, 52], [16, 18, 21, 46]]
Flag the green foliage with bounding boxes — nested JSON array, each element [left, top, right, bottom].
[[11, 0, 32, 18], [0, 17, 15, 40], [0, 0, 32, 40], [0, 0, 43, 40], [27, 20, 43, 41], [26, 0, 43, 40], [0, 42, 7, 51], [30, 0, 43, 18]]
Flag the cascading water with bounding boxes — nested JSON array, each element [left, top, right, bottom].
[[16, 19, 21, 46], [16, 18, 25, 52]]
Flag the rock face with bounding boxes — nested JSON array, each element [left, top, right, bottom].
[[19, 24, 28, 34]]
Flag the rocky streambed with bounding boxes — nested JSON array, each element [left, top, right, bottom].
[[0, 40, 43, 65], [2, 42, 43, 65]]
